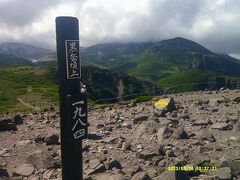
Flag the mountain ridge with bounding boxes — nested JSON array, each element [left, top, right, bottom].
[[0, 42, 53, 61], [1, 37, 240, 88]]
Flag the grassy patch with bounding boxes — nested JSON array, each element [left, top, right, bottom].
[[0, 65, 58, 113], [135, 96, 153, 103]]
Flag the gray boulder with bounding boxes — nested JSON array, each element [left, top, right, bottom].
[[12, 163, 35, 177], [0, 118, 17, 131], [27, 151, 61, 169], [157, 126, 173, 141], [214, 167, 232, 180], [131, 172, 150, 180], [13, 115, 23, 125], [154, 170, 189, 180], [45, 133, 59, 145], [133, 115, 149, 125]]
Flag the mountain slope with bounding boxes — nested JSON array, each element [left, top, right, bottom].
[[109, 38, 240, 85], [0, 42, 53, 61], [0, 53, 31, 67], [81, 42, 153, 67], [0, 64, 158, 113], [2, 38, 240, 89]]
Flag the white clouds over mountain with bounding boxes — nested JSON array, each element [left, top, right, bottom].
[[0, 0, 239, 54]]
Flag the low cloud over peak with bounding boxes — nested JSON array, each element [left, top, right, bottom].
[[0, 0, 239, 54]]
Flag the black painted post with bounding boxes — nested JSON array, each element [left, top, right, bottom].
[[55, 16, 87, 180]]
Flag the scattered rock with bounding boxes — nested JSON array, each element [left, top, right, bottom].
[[221, 159, 240, 176], [28, 175, 40, 180], [190, 147, 210, 166], [0, 167, 9, 177], [0, 118, 17, 131], [151, 156, 164, 166], [172, 126, 188, 139], [211, 123, 232, 130], [45, 133, 59, 145], [94, 172, 126, 180], [16, 140, 32, 147], [34, 135, 45, 143], [27, 151, 61, 169], [154, 170, 189, 180], [85, 163, 106, 175], [12, 163, 35, 177], [101, 136, 119, 144], [137, 147, 159, 160], [14, 115, 23, 125], [0, 149, 10, 157], [130, 166, 143, 177], [192, 120, 209, 126], [43, 169, 61, 179], [131, 172, 150, 180], [214, 167, 232, 180], [192, 139, 206, 146], [129, 101, 137, 108], [137, 145, 143, 150], [135, 119, 161, 140], [122, 122, 132, 129], [105, 159, 122, 170], [157, 126, 173, 141], [133, 115, 149, 124], [233, 96, 240, 103], [1, 90, 240, 179], [122, 142, 131, 151], [216, 96, 230, 104], [233, 121, 240, 132], [166, 149, 175, 157], [96, 123, 104, 129], [201, 133, 216, 142], [229, 136, 240, 142]]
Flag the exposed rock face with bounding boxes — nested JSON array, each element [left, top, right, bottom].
[[0, 89, 240, 179]]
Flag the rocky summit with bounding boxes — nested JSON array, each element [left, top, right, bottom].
[[0, 89, 240, 180]]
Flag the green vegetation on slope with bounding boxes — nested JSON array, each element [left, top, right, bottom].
[[0, 65, 58, 113], [0, 53, 31, 67], [0, 64, 159, 113], [80, 37, 240, 87]]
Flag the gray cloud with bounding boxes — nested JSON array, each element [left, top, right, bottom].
[[0, 0, 239, 55], [0, 0, 58, 27]]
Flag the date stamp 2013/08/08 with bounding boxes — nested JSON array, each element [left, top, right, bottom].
[[168, 166, 217, 171]]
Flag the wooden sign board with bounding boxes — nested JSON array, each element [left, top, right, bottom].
[[65, 40, 81, 79], [67, 94, 88, 141]]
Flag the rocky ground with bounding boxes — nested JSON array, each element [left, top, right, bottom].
[[0, 89, 240, 180]]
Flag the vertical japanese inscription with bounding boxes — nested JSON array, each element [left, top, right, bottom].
[[65, 40, 80, 79], [67, 94, 87, 141]]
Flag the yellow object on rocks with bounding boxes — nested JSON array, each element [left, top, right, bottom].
[[154, 97, 176, 115], [154, 98, 170, 109]]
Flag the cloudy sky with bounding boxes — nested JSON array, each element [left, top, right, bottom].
[[0, 0, 239, 57]]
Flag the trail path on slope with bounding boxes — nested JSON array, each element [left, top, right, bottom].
[[17, 98, 40, 111]]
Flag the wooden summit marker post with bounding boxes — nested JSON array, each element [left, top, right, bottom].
[[55, 16, 87, 180]]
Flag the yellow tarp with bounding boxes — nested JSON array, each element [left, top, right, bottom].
[[154, 98, 170, 109]]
